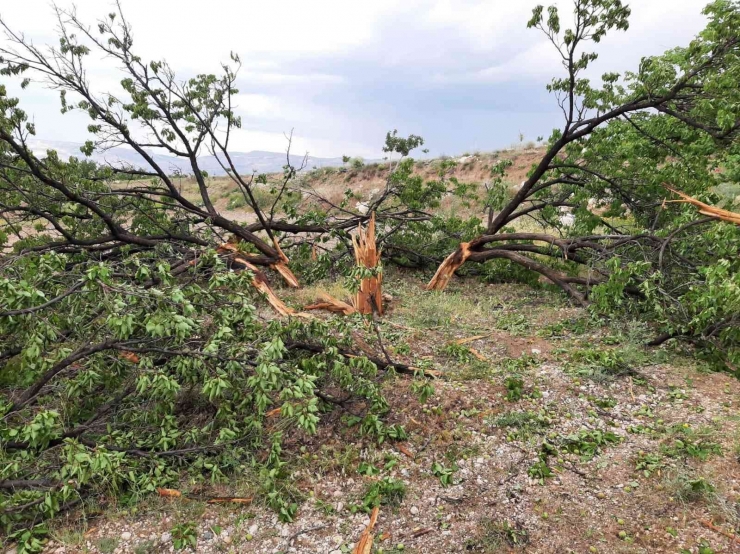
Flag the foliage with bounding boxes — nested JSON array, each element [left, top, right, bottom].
[[171, 522, 198, 551], [351, 477, 406, 513], [0, 243, 398, 537], [431, 461, 456, 487]]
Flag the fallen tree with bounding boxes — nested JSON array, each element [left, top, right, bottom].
[[415, 0, 740, 370], [0, 5, 443, 545]]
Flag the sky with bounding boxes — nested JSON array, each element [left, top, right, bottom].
[[0, 0, 712, 159]]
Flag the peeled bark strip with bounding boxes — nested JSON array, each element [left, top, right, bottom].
[[305, 293, 356, 316], [426, 242, 473, 291], [352, 212, 383, 315]]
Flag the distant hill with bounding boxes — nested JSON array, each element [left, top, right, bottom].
[[27, 139, 348, 175]]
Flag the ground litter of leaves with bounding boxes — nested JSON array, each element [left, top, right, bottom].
[[30, 275, 740, 554]]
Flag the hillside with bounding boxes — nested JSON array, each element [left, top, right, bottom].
[[184, 146, 547, 219], [28, 139, 348, 175]]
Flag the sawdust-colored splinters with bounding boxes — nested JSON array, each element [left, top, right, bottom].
[[426, 241, 473, 291], [352, 212, 383, 315], [665, 185, 740, 225], [353, 506, 380, 554], [270, 236, 300, 288], [217, 243, 296, 317]]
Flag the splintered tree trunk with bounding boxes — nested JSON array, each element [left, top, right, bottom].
[[353, 212, 383, 315], [426, 242, 472, 291]]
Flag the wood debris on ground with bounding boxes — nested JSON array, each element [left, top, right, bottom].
[[352, 506, 380, 554], [156, 488, 252, 505], [304, 292, 357, 315]]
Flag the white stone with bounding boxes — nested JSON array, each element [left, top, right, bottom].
[[248, 524, 259, 535], [121, 532, 132, 541], [410, 506, 420, 515]]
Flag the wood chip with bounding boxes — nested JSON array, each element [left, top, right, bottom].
[[352, 506, 380, 554], [156, 488, 182, 498]]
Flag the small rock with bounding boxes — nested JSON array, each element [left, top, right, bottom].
[[410, 506, 420, 515], [121, 532, 132, 541], [222, 536, 232, 545], [332, 535, 343, 545], [248, 524, 259, 535], [161, 532, 171, 543], [330, 550, 342, 554], [202, 530, 214, 541], [531, 348, 542, 355]]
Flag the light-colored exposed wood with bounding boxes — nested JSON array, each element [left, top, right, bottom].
[[426, 241, 473, 291], [352, 213, 383, 314], [665, 185, 740, 225], [304, 292, 357, 316]]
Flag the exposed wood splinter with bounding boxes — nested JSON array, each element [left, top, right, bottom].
[[353, 506, 380, 554], [665, 185, 740, 225], [270, 236, 301, 288], [426, 242, 473, 291], [353, 212, 383, 315], [217, 243, 296, 317], [305, 292, 357, 316]]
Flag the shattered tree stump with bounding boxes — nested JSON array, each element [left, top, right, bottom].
[[352, 212, 383, 315]]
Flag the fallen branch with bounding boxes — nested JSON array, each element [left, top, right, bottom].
[[699, 519, 740, 545], [286, 341, 440, 378], [665, 185, 740, 225], [217, 243, 296, 316]]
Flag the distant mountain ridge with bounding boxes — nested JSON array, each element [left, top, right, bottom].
[[28, 139, 348, 175]]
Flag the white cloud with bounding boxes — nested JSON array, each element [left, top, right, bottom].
[[0, 0, 715, 157]]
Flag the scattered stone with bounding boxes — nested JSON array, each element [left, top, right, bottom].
[[120, 532, 131, 541], [410, 506, 420, 515]]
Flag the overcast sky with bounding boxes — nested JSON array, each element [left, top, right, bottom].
[[1, 0, 711, 158]]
